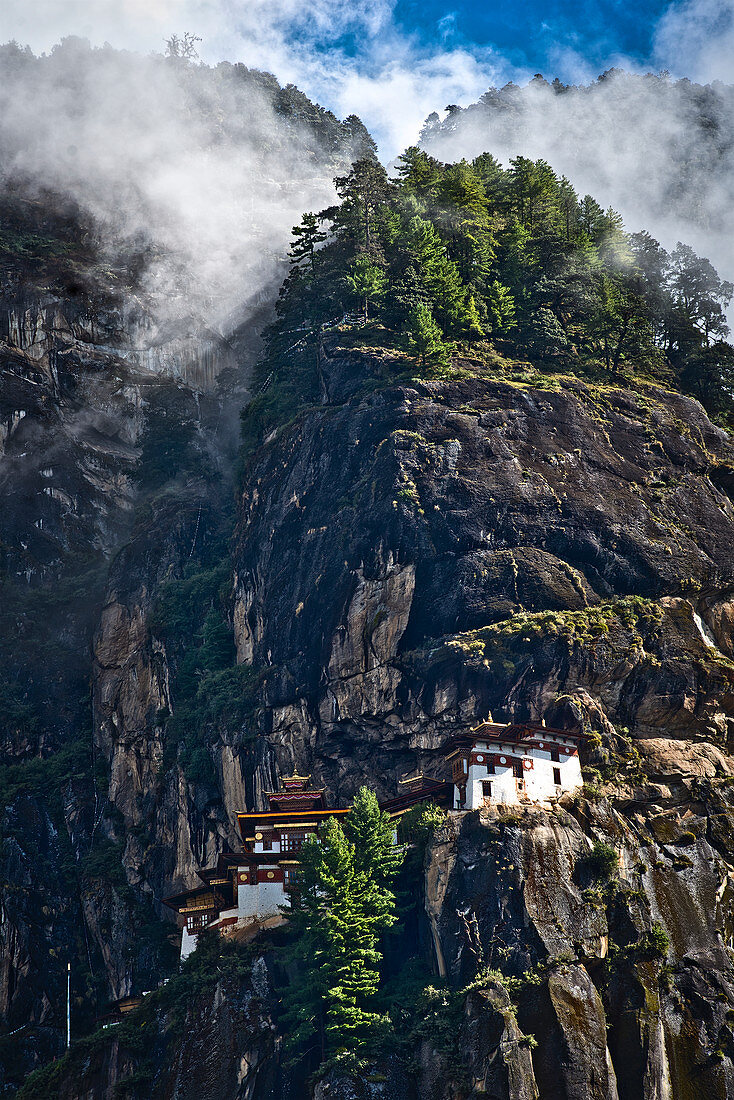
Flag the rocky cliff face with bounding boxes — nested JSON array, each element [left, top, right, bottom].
[[0, 196, 260, 1086], [5, 317, 734, 1098], [232, 339, 734, 790]]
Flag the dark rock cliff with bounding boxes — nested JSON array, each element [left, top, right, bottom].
[[0, 197, 258, 1085], [5, 324, 734, 1098], [232, 339, 734, 790]]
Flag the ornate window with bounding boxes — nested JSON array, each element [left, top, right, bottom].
[[281, 829, 309, 852], [187, 910, 214, 933]]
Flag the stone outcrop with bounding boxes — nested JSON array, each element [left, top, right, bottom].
[[422, 796, 734, 1099], [231, 340, 734, 797], [5, 316, 734, 1098]]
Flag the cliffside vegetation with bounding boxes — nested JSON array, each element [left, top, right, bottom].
[[3, 45, 734, 1097], [281, 788, 403, 1067], [243, 145, 734, 462]]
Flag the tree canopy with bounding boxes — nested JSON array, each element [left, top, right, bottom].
[[243, 144, 734, 454]]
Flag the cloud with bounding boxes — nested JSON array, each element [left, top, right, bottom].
[[0, 0, 190, 54], [0, 39, 346, 353], [2, 0, 734, 329], [0, 0, 517, 158], [654, 0, 734, 82]]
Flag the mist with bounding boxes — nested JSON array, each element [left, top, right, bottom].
[[0, 38, 350, 354], [419, 70, 734, 315], [3, 18, 734, 351]]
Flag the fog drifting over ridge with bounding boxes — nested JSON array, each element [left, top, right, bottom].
[[419, 69, 734, 318], [2, 0, 734, 341], [0, 39, 347, 338]]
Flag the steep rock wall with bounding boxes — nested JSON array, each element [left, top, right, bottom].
[[6, 330, 734, 1096], [232, 341, 734, 796]]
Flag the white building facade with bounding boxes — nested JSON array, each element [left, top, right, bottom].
[[446, 721, 583, 809], [165, 776, 348, 960]]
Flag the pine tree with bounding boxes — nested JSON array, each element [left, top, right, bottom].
[[342, 114, 379, 161], [395, 146, 441, 201], [486, 280, 516, 333], [281, 792, 405, 1061], [409, 302, 449, 369], [405, 216, 474, 334], [436, 160, 496, 290], [289, 212, 327, 274], [344, 787, 402, 886], [333, 158, 391, 252], [508, 156, 560, 232], [670, 243, 733, 342], [346, 255, 387, 321]]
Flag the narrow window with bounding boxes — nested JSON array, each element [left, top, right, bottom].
[[262, 836, 273, 851], [481, 780, 493, 798], [553, 767, 561, 785], [550, 748, 560, 762], [512, 759, 524, 779]]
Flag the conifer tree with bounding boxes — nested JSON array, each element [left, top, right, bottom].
[[344, 787, 402, 885], [436, 160, 496, 290], [334, 158, 391, 252], [395, 146, 441, 200], [281, 791, 404, 1061], [409, 302, 449, 369], [289, 212, 327, 274], [346, 255, 387, 321], [486, 280, 517, 333], [405, 216, 475, 334]]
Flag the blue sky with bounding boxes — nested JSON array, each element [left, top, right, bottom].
[[394, 0, 671, 76], [278, 0, 675, 83]]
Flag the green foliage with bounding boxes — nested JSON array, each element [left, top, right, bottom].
[[486, 279, 516, 333], [0, 228, 73, 259], [397, 801, 447, 849], [0, 560, 107, 763], [645, 922, 671, 958], [345, 787, 404, 883], [17, 934, 253, 1100], [585, 841, 619, 881], [136, 403, 204, 491], [0, 738, 90, 810], [409, 302, 449, 371], [280, 789, 404, 1064], [81, 838, 129, 891], [242, 143, 733, 463], [152, 561, 262, 782], [432, 597, 665, 685], [346, 255, 388, 320], [289, 212, 327, 273]]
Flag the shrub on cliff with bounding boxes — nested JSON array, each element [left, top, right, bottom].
[[585, 840, 619, 881]]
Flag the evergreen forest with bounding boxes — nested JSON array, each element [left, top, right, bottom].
[[245, 144, 734, 457]]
